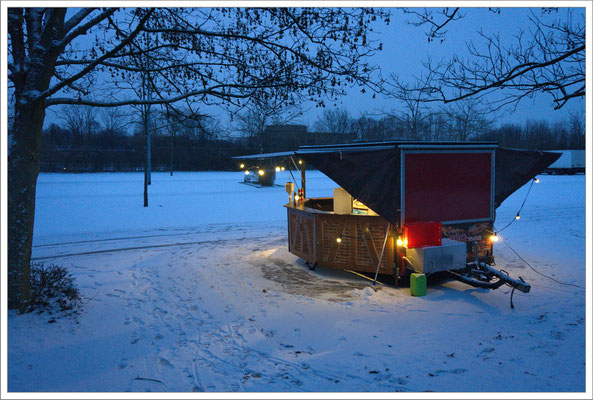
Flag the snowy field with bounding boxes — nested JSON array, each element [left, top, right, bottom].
[[8, 171, 587, 393]]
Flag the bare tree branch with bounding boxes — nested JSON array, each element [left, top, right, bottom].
[[38, 9, 154, 101], [392, 8, 585, 111]]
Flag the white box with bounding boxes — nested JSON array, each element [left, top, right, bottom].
[[406, 238, 467, 274], [333, 187, 352, 214]]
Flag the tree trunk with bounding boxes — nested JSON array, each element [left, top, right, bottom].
[[8, 99, 46, 311], [144, 130, 149, 207], [143, 105, 149, 206], [169, 137, 174, 176], [147, 112, 151, 185]]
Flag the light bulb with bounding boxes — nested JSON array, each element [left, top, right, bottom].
[[240, 163, 245, 169], [534, 178, 540, 183], [396, 238, 403, 247], [336, 236, 342, 243], [258, 169, 265, 176], [490, 234, 499, 242], [275, 166, 280, 172], [515, 214, 521, 220], [298, 160, 303, 165], [245, 170, 250, 175]]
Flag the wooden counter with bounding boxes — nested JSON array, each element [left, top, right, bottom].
[[285, 198, 395, 275]]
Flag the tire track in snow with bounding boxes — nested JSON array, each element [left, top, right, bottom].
[[31, 234, 280, 261], [32, 221, 285, 248]]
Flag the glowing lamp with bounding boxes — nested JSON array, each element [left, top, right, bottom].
[[515, 213, 521, 220], [336, 236, 342, 243], [534, 178, 540, 183], [258, 169, 265, 176], [245, 170, 250, 175], [490, 233, 499, 243], [396, 238, 403, 247], [298, 160, 303, 165], [240, 163, 245, 169], [275, 166, 281, 172], [281, 167, 285, 171]]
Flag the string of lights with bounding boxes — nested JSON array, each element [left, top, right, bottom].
[[490, 177, 539, 243], [497, 177, 537, 234]]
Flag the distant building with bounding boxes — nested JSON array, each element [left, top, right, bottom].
[[260, 124, 357, 153]]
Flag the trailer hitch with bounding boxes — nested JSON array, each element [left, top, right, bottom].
[[448, 261, 531, 294]]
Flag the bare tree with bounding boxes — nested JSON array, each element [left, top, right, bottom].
[[350, 114, 388, 141], [444, 99, 494, 141], [424, 112, 448, 141], [567, 110, 585, 149], [98, 107, 130, 135], [384, 92, 435, 140], [236, 90, 303, 153], [314, 108, 353, 134], [57, 105, 98, 146], [162, 107, 213, 176], [402, 7, 464, 43], [392, 8, 585, 111], [7, 7, 388, 310]]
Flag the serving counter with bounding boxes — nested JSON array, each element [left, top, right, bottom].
[[285, 197, 395, 275]]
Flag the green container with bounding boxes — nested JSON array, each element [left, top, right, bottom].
[[410, 273, 427, 297]]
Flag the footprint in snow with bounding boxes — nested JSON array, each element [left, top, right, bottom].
[[550, 331, 565, 340], [158, 358, 173, 368], [152, 307, 168, 317], [428, 368, 467, 377]]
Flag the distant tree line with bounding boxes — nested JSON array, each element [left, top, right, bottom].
[[40, 104, 584, 172], [313, 105, 585, 150], [40, 106, 261, 172]]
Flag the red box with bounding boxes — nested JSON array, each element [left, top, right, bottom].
[[403, 222, 442, 248]]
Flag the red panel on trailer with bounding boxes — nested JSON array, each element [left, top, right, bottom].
[[404, 221, 442, 248], [404, 152, 492, 223]]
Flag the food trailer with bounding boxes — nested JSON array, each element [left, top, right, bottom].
[[234, 141, 560, 293]]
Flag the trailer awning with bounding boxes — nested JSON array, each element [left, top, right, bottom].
[[297, 145, 559, 225], [233, 141, 561, 225]]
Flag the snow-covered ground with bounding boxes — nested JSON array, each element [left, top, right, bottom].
[[7, 171, 587, 392]]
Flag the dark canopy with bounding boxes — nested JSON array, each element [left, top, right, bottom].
[[295, 143, 560, 225], [297, 148, 402, 224]]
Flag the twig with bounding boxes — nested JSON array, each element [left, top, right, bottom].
[[134, 376, 163, 383]]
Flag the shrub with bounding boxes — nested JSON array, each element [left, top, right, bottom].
[[29, 263, 81, 314]]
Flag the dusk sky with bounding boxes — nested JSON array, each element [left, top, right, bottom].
[[43, 6, 586, 131], [299, 7, 585, 127]]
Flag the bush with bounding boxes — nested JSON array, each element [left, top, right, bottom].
[[29, 263, 81, 314]]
